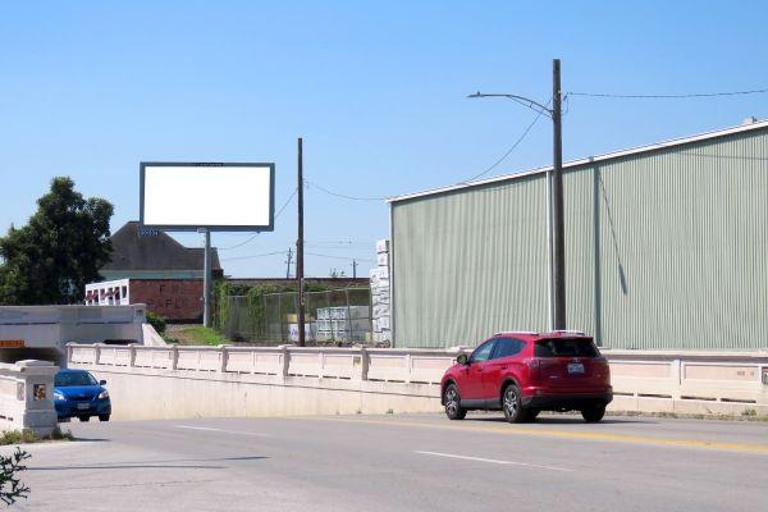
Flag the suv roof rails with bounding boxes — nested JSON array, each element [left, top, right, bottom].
[[539, 329, 587, 336]]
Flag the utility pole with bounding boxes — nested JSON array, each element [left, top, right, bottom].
[[285, 247, 293, 279], [201, 228, 212, 328], [468, 58, 567, 331], [296, 138, 306, 347], [351, 258, 358, 279], [551, 59, 566, 330]]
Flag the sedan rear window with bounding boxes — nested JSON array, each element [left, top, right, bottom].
[[535, 338, 600, 358]]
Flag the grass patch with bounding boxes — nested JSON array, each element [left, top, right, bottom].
[[0, 426, 73, 446], [167, 325, 230, 346]]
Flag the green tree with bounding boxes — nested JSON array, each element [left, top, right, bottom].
[[0, 177, 113, 305]]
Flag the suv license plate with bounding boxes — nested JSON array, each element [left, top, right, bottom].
[[568, 363, 585, 374], [76, 403, 91, 410]]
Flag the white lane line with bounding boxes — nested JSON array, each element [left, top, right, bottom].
[[414, 451, 573, 472], [176, 425, 271, 437]]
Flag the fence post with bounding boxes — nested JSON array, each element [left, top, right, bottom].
[[671, 359, 682, 401], [278, 293, 283, 343], [360, 346, 369, 381], [94, 344, 102, 365], [345, 288, 351, 343], [129, 345, 137, 368], [219, 346, 229, 373], [66, 343, 74, 365], [405, 353, 413, 383], [281, 345, 291, 381], [171, 345, 179, 371]]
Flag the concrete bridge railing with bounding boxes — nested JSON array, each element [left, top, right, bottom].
[[69, 344, 458, 385], [67, 343, 768, 420]]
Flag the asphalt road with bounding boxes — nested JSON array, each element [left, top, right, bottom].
[[4, 413, 768, 511]]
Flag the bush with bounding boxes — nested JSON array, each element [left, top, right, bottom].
[[146, 311, 167, 334], [0, 448, 30, 505]]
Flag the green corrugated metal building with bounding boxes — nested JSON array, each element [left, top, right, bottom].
[[389, 120, 768, 350]]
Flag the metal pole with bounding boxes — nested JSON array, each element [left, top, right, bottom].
[[551, 58, 566, 330], [297, 138, 306, 346], [203, 229, 212, 327], [546, 169, 555, 330]]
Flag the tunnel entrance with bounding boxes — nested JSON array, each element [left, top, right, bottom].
[[0, 348, 65, 367]]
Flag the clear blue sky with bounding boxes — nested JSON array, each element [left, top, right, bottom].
[[1, 1, 766, 278]]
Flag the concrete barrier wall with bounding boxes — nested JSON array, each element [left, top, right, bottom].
[[68, 344, 768, 421]]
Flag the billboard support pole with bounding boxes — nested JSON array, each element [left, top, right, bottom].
[[202, 228, 212, 328], [296, 138, 306, 347]]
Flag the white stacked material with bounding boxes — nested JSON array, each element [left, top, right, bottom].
[[315, 306, 370, 342], [289, 323, 317, 342], [370, 239, 392, 345]]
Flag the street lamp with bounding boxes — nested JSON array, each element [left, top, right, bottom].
[[468, 59, 566, 331]]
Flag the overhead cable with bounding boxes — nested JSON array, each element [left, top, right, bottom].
[[463, 102, 549, 183], [218, 188, 298, 251], [304, 180, 387, 202], [568, 87, 768, 99]]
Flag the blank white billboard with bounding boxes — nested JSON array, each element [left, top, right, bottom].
[[140, 162, 275, 231]]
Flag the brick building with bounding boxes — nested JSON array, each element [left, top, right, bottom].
[[92, 221, 223, 322]]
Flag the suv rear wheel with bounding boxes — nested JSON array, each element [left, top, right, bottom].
[[502, 384, 530, 423], [581, 405, 606, 423], [443, 383, 467, 420]]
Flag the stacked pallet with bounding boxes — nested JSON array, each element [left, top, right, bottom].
[[370, 239, 391, 345], [316, 306, 369, 342]]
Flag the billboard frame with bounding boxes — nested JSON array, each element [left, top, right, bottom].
[[139, 161, 276, 232]]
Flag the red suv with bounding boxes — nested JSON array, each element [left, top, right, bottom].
[[440, 331, 612, 423]]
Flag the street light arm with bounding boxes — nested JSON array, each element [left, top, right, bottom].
[[467, 92, 553, 118]]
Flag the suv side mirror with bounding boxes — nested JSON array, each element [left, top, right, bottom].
[[456, 353, 469, 365], [99, 380, 107, 386]]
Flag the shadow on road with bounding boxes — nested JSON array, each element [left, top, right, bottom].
[[466, 416, 654, 425], [29, 455, 269, 472]]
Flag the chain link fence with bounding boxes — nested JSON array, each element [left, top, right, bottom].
[[219, 288, 374, 345]]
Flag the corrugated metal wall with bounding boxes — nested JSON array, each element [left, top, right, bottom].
[[392, 128, 768, 350], [392, 175, 549, 347]]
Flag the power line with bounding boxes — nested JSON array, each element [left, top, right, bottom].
[[304, 179, 387, 201], [220, 250, 285, 262], [275, 188, 299, 218], [305, 251, 374, 263], [568, 87, 768, 99], [218, 188, 298, 251], [463, 101, 549, 183]]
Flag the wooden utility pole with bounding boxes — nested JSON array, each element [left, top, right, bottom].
[[285, 247, 293, 279], [296, 138, 306, 346], [351, 259, 358, 279], [551, 58, 566, 330]]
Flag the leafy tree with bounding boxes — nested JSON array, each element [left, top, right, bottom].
[[0, 177, 113, 305], [0, 448, 30, 505]]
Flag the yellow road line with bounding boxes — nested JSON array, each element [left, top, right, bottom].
[[304, 416, 768, 455]]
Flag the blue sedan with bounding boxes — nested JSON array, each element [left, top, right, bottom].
[[54, 369, 111, 422]]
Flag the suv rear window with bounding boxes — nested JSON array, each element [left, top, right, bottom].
[[535, 338, 600, 358]]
